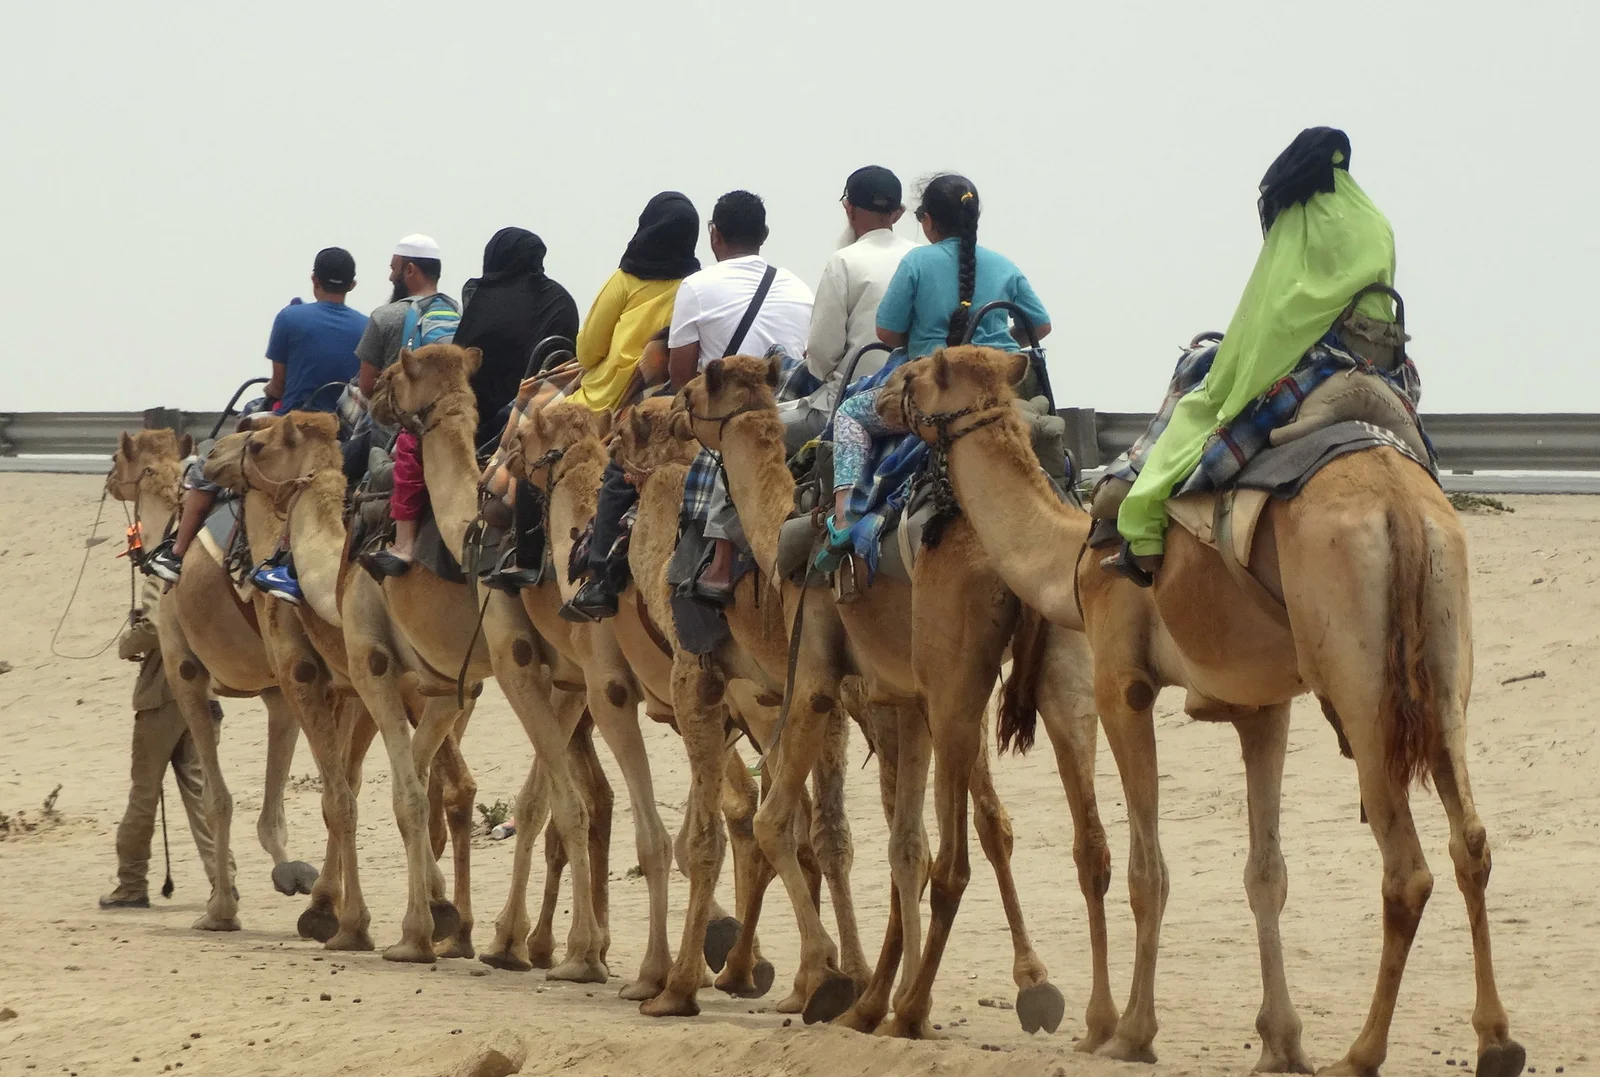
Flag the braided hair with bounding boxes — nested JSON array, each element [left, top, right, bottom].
[[917, 174, 981, 346]]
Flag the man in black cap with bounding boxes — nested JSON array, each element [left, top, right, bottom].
[[262, 247, 369, 414], [781, 166, 915, 451]]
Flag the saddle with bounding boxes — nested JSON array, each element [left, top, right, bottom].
[[345, 443, 474, 584]]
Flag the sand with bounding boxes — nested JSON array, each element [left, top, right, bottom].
[[1, 472, 1595, 1077]]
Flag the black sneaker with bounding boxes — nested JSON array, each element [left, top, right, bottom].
[[358, 549, 412, 582], [142, 538, 182, 582], [559, 579, 618, 622]]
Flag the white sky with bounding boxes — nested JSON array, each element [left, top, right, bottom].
[[3, 0, 1593, 414]]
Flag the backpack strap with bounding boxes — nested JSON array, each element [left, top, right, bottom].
[[723, 264, 779, 358], [400, 296, 424, 351]]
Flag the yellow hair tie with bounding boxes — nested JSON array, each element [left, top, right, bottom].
[[959, 300, 972, 308], [960, 191, 975, 203]]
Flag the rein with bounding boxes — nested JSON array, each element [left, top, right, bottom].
[[687, 401, 768, 441]]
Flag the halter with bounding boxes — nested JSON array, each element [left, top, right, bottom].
[[898, 380, 1013, 452], [686, 401, 769, 442], [239, 438, 314, 519]]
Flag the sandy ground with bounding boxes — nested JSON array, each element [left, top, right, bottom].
[[1, 473, 1596, 1077]]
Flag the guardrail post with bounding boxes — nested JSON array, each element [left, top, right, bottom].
[[0, 414, 14, 456], [142, 407, 182, 432], [1058, 407, 1100, 469]]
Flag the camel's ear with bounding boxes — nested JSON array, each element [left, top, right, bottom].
[[591, 409, 613, 438], [460, 347, 484, 377], [932, 350, 951, 392], [704, 358, 725, 398], [176, 433, 194, 459], [669, 410, 694, 442], [529, 405, 548, 443], [765, 354, 782, 388], [399, 348, 420, 379], [1005, 351, 1028, 386], [118, 431, 135, 460], [281, 420, 300, 448], [629, 406, 648, 444]]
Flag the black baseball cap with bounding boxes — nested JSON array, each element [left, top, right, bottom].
[[312, 247, 356, 289], [843, 166, 902, 213]]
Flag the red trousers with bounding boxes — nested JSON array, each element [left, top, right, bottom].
[[390, 431, 427, 522]]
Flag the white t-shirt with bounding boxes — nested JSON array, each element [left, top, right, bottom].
[[668, 255, 814, 368], [803, 227, 917, 403]]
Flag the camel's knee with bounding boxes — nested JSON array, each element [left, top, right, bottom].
[[752, 804, 795, 861], [1382, 865, 1434, 937], [1073, 823, 1112, 899], [1243, 846, 1288, 913]]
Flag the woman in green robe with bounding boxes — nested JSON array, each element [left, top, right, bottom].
[[1109, 127, 1398, 585]]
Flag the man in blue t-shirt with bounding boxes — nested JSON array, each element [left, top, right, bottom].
[[263, 248, 369, 413]]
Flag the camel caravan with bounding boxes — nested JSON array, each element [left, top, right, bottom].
[[105, 132, 1524, 1077]]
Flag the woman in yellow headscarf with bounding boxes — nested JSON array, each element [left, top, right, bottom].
[[1108, 127, 1397, 585]]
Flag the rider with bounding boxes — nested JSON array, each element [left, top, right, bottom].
[[1104, 127, 1397, 585], [779, 165, 915, 454], [826, 174, 1051, 537], [562, 190, 811, 619], [142, 247, 367, 584]]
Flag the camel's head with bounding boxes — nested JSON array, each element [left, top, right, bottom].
[[612, 396, 698, 480], [211, 411, 341, 495], [508, 401, 611, 486], [370, 344, 483, 434], [896, 346, 1027, 444], [202, 413, 280, 491], [674, 353, 782, 452], [107, 428, 191, 505]]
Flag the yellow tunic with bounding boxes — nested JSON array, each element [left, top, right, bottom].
[[569, 270, 682, 412]]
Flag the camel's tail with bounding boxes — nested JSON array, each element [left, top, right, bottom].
[[1381, 506, 1442, 789], [997, 604, 1047, 755]]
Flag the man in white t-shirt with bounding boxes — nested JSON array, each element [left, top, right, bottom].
[[666, 190, 813, 387], [778, 165, 916, 452]]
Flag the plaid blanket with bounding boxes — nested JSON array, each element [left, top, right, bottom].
[[681, 447, 722, 527], [771, 344, 821, 403], [1107, 329, 1436, 496]]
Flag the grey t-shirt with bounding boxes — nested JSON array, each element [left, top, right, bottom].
[[355, 294, 459, 441]]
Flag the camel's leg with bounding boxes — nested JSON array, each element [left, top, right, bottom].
[[811, 710, 870, 991], [483, 597, 602, 981], [712, 742, 780, 998], [259, 690, 316, 895], [836, 703, 914, 1034], [570, 716, 615, 964], [404, 697, 466, 943], [1034, 633, 1119, 1052], [325, 703, 377, 951], [885, 704, 933, 1020], [640, 658, 728, 1017], [1235, 707, 1312, 1074], [480, 755, 554, 971], [586, 681, 674, 1001], [968, 739, 1065, 1035], [432, 726, 478, 958], [427, 762, 448, 862], [161, 626, 239, 932], [1093, 679, 1167, 1064], [527, 819, 566, 970]]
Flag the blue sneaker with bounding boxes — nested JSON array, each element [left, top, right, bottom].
[[251, 563, 302, 604]]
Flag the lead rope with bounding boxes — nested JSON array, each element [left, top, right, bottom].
[[52, 475, 139, 660]]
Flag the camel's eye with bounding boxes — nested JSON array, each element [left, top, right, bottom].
[[248, 441, 263, 455]]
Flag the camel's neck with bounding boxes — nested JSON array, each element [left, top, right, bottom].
[[286, 472, 347, 627], [549, 439, 607, 548], [946, 415, 1092, 629], [135, 485, 177, 546], [420, 410, 482, 559], [716, 412, 794, 579], [243, 489, 284, 565]]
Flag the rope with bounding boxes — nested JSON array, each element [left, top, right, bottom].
[[50, 481, 135, 661], [158, 782, 174, 898]]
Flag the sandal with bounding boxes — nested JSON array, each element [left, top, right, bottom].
[[1100, 542, 1161, 588], [812, 516, 854, 573]]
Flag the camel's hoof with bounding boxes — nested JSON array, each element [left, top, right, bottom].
[[526, 934, 555, 970], [435, 935, 475, 960], [876, 1015, 938, 1040], [192, 913, 241, 932], [639, 991, 699, 1018], [775, 988, 806, 1014], [1097, 1036, 1159, 1065], [1314, 1065, 1374, 1077], [832, 1002, 885, 1034], [428, 902, 461, 943], [753, 959, 776, 999], [547, 956, 608, 984], [271, 860, 319, 896], [1016, 982, 1066, 1035], [325, 930, 374, 952], [802, 971, 858, 1026], [1474, 1041, 1526, 1077], [297, 905, 339, 942], [702, 916, 740, 973], [382, 939, 437, 964], [714, 959, 775, 999], [478, 949, 533, 973], [619, 979, 666, 1001]]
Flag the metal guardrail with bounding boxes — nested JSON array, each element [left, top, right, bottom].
[[1, 408, 1598, 474]]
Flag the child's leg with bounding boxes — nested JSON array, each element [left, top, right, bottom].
[[389, 431, 426, 561], [830, 390, 901, 524]]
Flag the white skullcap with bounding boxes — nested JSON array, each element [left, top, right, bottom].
[[394, 233, 441, 260]]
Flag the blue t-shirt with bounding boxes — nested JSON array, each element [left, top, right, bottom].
[[266, 300, 369, 413], [875, 240, 1050, 360]]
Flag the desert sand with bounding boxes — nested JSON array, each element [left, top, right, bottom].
[[1, 472, 1595, 1077]]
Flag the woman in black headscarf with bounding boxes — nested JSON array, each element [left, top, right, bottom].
[[456, 226, 581, 450]]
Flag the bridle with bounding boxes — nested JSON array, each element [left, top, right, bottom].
[[898, 379, 1013, 452], [239, 438, 314, 519], [685, 400, 769, 442]]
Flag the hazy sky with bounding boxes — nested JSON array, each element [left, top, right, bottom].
[[4, 1, 1593, 414]]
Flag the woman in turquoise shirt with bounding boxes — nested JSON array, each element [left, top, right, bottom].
[[828, 173, 1052, 532]]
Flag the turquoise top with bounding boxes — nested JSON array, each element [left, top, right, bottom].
[[875, 239, 1050, 359]]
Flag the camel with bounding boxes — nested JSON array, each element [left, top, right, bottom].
[[107, 427, 325, 927], [893, 345, 1524, 1077], [204, 411, 483, 955], [491, 397, 860, 1009], [343, 343, 610, 973], [665, 355, 1116, 1044]]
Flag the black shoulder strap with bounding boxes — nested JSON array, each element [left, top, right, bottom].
[[723, 264, 779, 358]]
